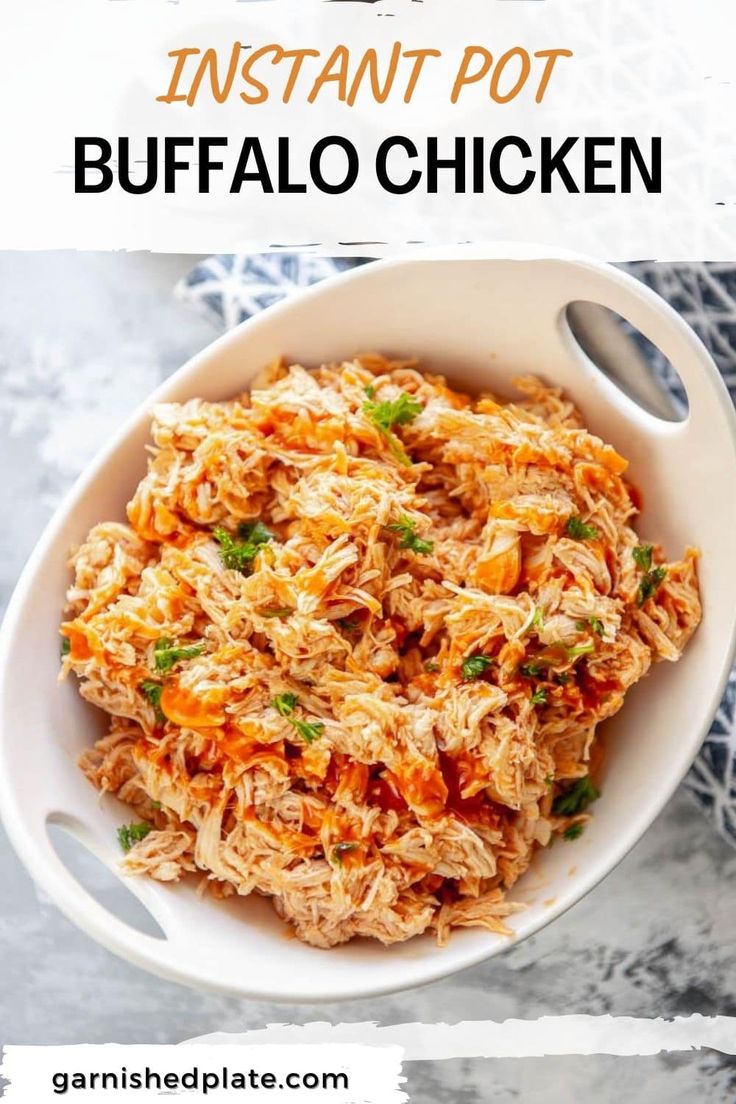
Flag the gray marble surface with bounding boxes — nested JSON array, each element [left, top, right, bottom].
[[0, 252, 734, 1102]]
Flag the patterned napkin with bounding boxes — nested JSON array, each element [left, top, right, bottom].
[[177, 255, 736, 848]]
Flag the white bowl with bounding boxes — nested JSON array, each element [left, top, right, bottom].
[[2, 246, 735, 1002]]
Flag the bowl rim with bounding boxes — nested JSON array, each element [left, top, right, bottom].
[[1, 244, 736, 1002]]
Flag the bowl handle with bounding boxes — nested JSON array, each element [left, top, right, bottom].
[[551, 259, 733, 435]]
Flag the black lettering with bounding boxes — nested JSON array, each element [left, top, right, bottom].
[[584, 136, 616, 193], [278, 136, 307, 193], [74, 137, 113, 193], [310, 136, 359, 194], [489, 136, 534, 194], [230, 137, 274, 193], [621, 136, 661, 193], [375, 136, 420, 194], [426, 136, 465, 193], [540, 135, 579, 193], [164, 136, 194, 192], [198, 137, 228, 193]]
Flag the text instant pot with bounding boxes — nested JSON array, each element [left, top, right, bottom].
[[74, 41, 662, 197]]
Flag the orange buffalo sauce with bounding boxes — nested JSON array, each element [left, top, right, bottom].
[[160, 680, 227, 728]]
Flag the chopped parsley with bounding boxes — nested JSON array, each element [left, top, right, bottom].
[[140, 679, 166, 724], [385, 514, 434, 555], [424, 660, 440, 673], [544, 773, 554, 788], [632, 543, 666, 605], [117, 821, 152, 852], [553, 776, 600, 816], [260, 607, 293, 619], [272, 692, 298, 717], [363, 391, 423, 465], [566, 516, 599, 541], [563, 823, 585, 841], [331, 841, 359, 865], [530, 687, 548, 706], [60, 636, 71, 657], [213, 520, 274, 573], [462, 654, 494, 681], [531, 607, 545, 630], [638, 565, 667, 607], [632, 543, 653, 572], [272, 693, 324, 743], [290, 718, 325, 744], [337, 617, 359, 633], [364, 384, 376, 399], [153, 637, 204, 673], [566, 641, 596, 658], [554, 672, 571, 686], [520, 662, 544, 678]]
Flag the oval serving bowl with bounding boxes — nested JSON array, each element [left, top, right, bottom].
[[1, 246, 735, 1002]]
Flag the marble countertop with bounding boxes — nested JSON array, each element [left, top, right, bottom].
[[0, 252, 734, 1102]]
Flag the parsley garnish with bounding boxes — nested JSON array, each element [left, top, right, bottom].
[[272, 694, 325, 743], [213, 520, 274, 572], [272, 692, 298, 717], [632, 543, 653, 572], [544, 773, 554, 787], [291, 718, 325, 744], [117, 821, 152, 852], [386, 514, 434, 555], [337, 617, 359, 632], [424, 660, 440, 673], [60, 636, 71, 657], [140, 679, 166, 724], [364, 384, 376, 399], [461, 653, 494, 680], [563, 823, 585, 841], [363, 391, 423, 465], [462, 654, 494, 681], [553, 776, 600, 816], [153, 637, 204, 673], [530, 687, 548, 706], [261, 608, 293, 619], [638, 565, 667, 607], [331, 841, 359, 865], [531, 607, 545, 630], [555, 672, 571, 686], [566, 641, 596, 658], [566, 516, 599, 541], [520, 662, 544, 678], [632, 543, 666, 605]]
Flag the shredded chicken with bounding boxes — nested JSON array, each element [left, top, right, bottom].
[[61, 356, 701, 948]]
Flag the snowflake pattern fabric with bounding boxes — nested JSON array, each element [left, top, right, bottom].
[[178, 254, 736, 848]]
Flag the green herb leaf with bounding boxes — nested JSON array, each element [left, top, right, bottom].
[[530, 687, 548, 706], [637, 565, 667, 607], [566, 641, 596, 658], [531, 607, 545, 629], [520, 662, 544, 678], [566, 516, 599, 541], [424, 660, 440, 673], [364, 384, 376, 399], [60, 636, 71, 657], [214, 521, 274, 573], [563, 822, 585, 841], [337, 617, 359, 633], [153, 637, 205, 673], [140, 679, 166, 724], [553, 776, 600, 816], [272, 692, 298, 717], [363, 392, 423, 465], [588, 617, 605, 637], [554, 672, 571, 686], [632, 543, 653, 572], [462, 654, 494, 681], [117, 821, 152, 853], [331, 841, 359, 865], [291, 718, 325, 744], [260, 608, 293, 619], [385, 514, 434, 555], [544, 774, 554, 788]]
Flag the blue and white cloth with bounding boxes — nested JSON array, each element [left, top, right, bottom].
[[178, 254, 736, 848]]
